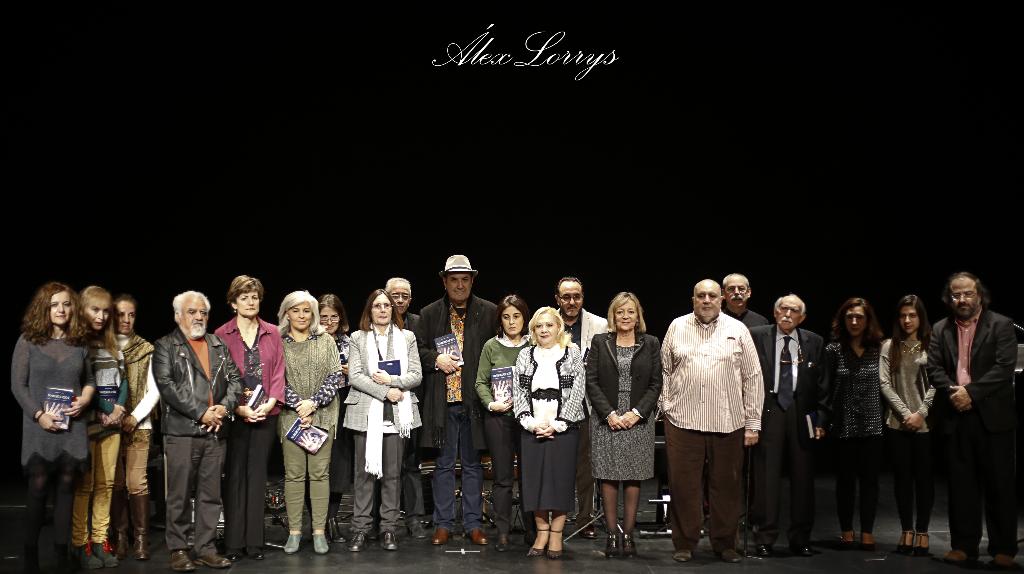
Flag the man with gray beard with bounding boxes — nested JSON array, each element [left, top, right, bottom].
[[152, 291, 243, 572]]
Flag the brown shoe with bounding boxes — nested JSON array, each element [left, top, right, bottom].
[[431, 528, 450, 546], [943, 549, 971, 564], [194, 553, 231, 569], [468, 528, 488, 546], [169, 550, 196, 572], [673, 549, 693, 562], [991, 554, 1019, 569], [717, 548, 743, 563]]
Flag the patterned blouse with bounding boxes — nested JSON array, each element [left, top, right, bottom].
[[826, 342, 883, 439]]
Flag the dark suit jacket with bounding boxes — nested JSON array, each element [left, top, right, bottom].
[[585, 332, 663, 423], [926, 309, 1017, 434], [415, 294, 496, 449], [749, 325, 829, 448]]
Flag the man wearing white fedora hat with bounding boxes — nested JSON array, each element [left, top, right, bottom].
[[415, 255, 497, 547]]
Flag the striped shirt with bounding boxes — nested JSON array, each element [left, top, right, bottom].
[[659, 313, 764, 433]]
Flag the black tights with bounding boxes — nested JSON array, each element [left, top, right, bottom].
[[602, 480, 641, 534], [25, 459, 77, 547]]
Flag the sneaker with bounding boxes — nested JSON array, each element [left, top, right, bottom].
[[75, 544, 103, 570], [94, 540, 119, 567]]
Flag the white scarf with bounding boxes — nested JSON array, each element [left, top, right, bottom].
[[364, 324, 413, 478]]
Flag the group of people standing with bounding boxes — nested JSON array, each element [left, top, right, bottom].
[[12, 257, 1020, 571]]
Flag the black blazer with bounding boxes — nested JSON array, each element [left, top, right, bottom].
[[585, 332, 662, 423], [926, 309, 1017, 434], [749, 325, 829, 447], [415, 294, 496, 449]]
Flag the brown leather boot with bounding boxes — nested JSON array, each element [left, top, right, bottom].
[[129, 494, 150, 560], [110, 487, 130, 560]]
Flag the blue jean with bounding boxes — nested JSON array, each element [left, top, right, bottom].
[[432, 404, 482, 530]]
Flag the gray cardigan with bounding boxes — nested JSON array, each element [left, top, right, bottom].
[[343, 328, 422, 432]]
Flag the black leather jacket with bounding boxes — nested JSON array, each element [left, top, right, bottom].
[[152, 328, 242, 437]]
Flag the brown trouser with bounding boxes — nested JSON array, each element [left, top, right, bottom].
[[665, 422, 744, 552], [114, 430, 152, 496]]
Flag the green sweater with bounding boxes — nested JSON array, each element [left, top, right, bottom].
[[475, 336, 529, 416]]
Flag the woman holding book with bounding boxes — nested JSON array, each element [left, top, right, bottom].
[[214, 275, 285, 562], [70, 285, 129, 569], [474, 294, 532, 552], [277, 290, 343, 555], [585, 292, 663, 558], [13, 282, 95, 574], [825, 297, 885, 551], [343, 289, 422, 552], [513, 307, 588, 560], [319, 293, 353, 542], [879, 295, 935, 556]]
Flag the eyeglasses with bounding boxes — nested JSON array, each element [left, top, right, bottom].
[[558, 294, 583, 303], [320, 316, 340, 324], [388, 293, 410, 301], [951, 291, 976, 302], [372, 303, 392, 310]]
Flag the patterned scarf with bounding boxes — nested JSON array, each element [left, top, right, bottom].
[[446, 305, 465, 402]]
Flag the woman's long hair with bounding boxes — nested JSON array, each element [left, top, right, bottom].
[[830, 297, 883, 348], [21, 281, 86, 346], [80, 285, 119, 357], [888, 294, 931, 378]]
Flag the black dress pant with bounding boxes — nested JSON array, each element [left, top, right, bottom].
[[946, 410, 1017, 558], [483, 413, 521, 536], [223, 415, 277, 553], [886, 427, 933, 532], [835, 435, 882, 533], [752, 397, 815, 546]]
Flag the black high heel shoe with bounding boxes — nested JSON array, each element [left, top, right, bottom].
[[526, 527, 549, 558], [546, 530, 564, 560], [604, 533, 620, 558], [912, 533, 929, 557], [896, 530, 914, 554], [622, 532, 637, 557]]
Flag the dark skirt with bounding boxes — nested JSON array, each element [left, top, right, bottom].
[[520, 428, 579, 513]]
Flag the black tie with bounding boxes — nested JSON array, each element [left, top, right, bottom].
[[778, 335, 794, 411]]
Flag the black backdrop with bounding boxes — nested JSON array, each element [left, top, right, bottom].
[[4, 6, 1021, 485]]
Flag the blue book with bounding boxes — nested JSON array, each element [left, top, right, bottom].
[[285, 418, 329, 454], [490, 366, 513, 403], [434, 334, 464, 366], [378, 360, 401, 376], [44, 387, 74, 431], [97, 384, 119, 403]]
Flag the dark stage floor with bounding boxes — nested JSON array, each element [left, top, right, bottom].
[[3, 474, 1021, 573]]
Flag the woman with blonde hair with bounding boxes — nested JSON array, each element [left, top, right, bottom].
[[13, 282, 94, 574], [513, 307, 588, 560], [586, 292, 662, 557], [71, 285, 128, 569], [277, 290, 343, 555]]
